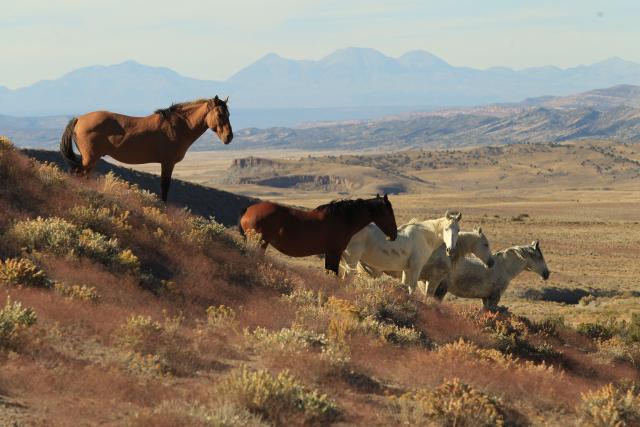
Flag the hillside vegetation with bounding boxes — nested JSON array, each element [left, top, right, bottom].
[[1, 136, 639, 426]]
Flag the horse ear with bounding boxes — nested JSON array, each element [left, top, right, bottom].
[[383, 193, 389, 201], [454, 212, 462, 221], [477, 227, 483, 234], [376, 193, 381, 199], [214, 95, 220, 102], [223, 96, 229, 103], [532, 240, 539, 250]]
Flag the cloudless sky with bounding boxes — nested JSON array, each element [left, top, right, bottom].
[[1, 0, 638, 89]]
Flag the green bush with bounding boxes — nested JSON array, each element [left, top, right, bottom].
[[0, 297, 37, 351], [219, 366, 339, 425]]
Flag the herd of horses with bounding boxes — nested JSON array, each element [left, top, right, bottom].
[[59, 96, 550, 310]]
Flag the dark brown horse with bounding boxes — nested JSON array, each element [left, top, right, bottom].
[[60, 96, 233, 201], [239, 195, 398, 274]]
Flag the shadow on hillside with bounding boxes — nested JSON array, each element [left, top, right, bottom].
[[23, 149, 258, 227]]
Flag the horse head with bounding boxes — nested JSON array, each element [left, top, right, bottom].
[[517, 240, 550, 280], [470, 227, 494, 268], [371, 194, 398, 241], [206, 96, 233, 144], [443, 210, 462, 256]]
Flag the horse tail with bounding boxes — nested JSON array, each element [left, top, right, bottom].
[[60, 117, 81, 172], [237, 206, 248, 238]]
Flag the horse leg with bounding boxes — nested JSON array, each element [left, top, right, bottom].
[[325, 252, 341, 276], [160, 162, 175, 202]]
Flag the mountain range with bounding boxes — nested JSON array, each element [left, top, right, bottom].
[[2, 47, 640, 117], [4, 84, 640, 151]]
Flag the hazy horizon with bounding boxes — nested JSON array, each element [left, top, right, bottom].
[[2, 0, 639, 89]]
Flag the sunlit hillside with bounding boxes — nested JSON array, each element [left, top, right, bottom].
[[1, 136, 639, 426]]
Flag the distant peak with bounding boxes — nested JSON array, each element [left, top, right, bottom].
[[398, 49, 450, 68]]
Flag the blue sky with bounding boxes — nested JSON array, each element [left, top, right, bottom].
[[1, 0, 638, 89]]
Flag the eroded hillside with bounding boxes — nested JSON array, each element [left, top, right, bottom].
[[1, 136, 639, 426]]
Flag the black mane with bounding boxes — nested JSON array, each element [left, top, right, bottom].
[[154, 98, 212, 119], [314, 197, 382, 218]]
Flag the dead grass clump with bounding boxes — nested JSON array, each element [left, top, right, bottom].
[[53, 282, 101, 303], [0, 297, 37, 351], [388, 378, 505, 427], [7, 216, 140, 273], [577, 383, 640, 427], [218, 366, 339, 425], [0, 257, 51, 288]]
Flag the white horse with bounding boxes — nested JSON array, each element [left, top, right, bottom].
[[341, 211, 462, 294], [434, 240, 550, 310], [420, 228, 495, 296]]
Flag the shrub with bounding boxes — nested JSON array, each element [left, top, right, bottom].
[[245, 326, 327, 353], [68, 204, 131, 235], [0, 297, 37, 351], [205, 305, 237, 330], [35, 161, 66, 187], [389, 378, 504, 427], [577, 319, 619, 341], [115, 315, 164, 354], [8, 216, 139, 273], [0, 257, 51, 288], [128, 400, 269, 427], [123, 351, 169, 377], [532, 315, 565, 338], [218, 366, 339, 425], [256, 262, 293, 294], [114, 314, 201, 376], [349, 275, 417, 328], [99, 172, 161, 208], [596, 336, 640, 366], [183, 216, 228, 247], [53, 282, 101, 303], [0, 135, 15, 151], [578, 383, 640, 427]]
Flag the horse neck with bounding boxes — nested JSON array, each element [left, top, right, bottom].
[[176, 103, 210, 143], [345, 204, 374, 237], [420, 218, 445, 247], [452, 232, 475, 261], [497, 249, 528, 280]]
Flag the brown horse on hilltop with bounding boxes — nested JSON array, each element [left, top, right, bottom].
[[60, 96, 233, 201], [239, 195, 398, 274]]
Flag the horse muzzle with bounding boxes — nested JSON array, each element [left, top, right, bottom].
[[486, 257, 495, 268], [542, 269, 550, 280]]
